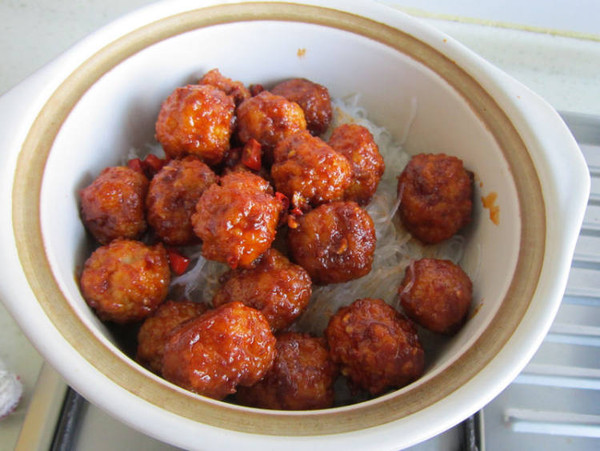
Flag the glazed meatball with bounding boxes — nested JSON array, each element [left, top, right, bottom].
[[325, 298, 424, 396], [271, 78, 332, 136], [155, 84, 235, 165], [397, 153, 473, 244], [162, 302, 276, 400], [236, 332, 338, 410], [236, 90, 307, 157], [212, 248, 312, 331], [399, 258, 473, 334], [328, 124, 385, 205], [199, 68, 251, 106], [271, 130, 352, 209], [146, 156, 217, 246], [191, 172, 282, 269], [80, 239, 170, 324], [287, 201, 376, 285], [136, 300, 210, 374], [80, 166, 148, 245]]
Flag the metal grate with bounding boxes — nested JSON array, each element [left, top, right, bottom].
[[481, 112, 600, 450]]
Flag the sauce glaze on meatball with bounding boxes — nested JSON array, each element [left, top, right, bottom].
[[287, 201, 376, 285], [155, 84, 235, 165], [191, 172, 282, 269], [271, 130, 351, 209], [397, 153, 472, 244], [80, 166, 148, 245], [213, 248, 312, 331], [162, 302, 276, 400], [236, 332, 338, 410], [399, 258, 473, 334], [236, 90, 307, 157], [136, 300, 210, 374], [328, 124, 385, 205], [325, 298, 424, 396], [79, 239, 170, 324], [146, 156, 216, 246], [271, 78, 332, 136]]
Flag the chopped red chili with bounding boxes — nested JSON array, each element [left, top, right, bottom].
[[127, 155, 167, 178], [127, 158, 144, 174], [241, 138, 262, 171], [167, 248, 190, 275], [249, 84, 264, 96], [144, 154, 167, 176]]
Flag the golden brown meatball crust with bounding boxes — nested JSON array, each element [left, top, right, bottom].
[[80, 166, 148, 245], [155, 84, 235, 165], [146, 156, 217, 246], [399, 258, 473, 334], [198, 68, 251, 106], [236, 90, 307, 153], [80, 239, 170, 324], [212, 248, 312, 331], [287, 201, 376, 285], [236, 332, 338, 410], [136, 300, 210, 374], [325, 298, 424, 395], [397, 153, 472, 244], [271, 78, 332, 136], [162, 302, 276, 400], [271, 130, 352, 208], [191, 172, 282, 269], [328, 124, 385, 205]]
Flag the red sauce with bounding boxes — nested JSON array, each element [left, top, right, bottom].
[[481, 192, 500, 225]]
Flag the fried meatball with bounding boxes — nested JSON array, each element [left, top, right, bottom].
[[397, 153, 473, 244], [199, 68, 251, 106], [212, 248, 312, 331], [236, 332, 338, 410], [325, 298, 424, 395], [328, 124, 385, 205], [136, 300, 210, 374], [191, 172, 282, 269], [155, 84, 235, 165], [236, 90, 307, 157], [146, 156, 217, 246], [287, 201, 376, 285], [271, 130, 351, 209], [162, 302, 276, 400], [80, 166, 148, 245], [80, 239, 170, 324], [399, 258, 473, 334], [271, 78, 332, 136]]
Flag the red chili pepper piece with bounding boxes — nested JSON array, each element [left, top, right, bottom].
[[241, 138, 262, 171], [226, 255, 239, 270], [250, 84, 264, 96], [275, 192, 290, 227], [127, 158, 144, 174], [167, 248, 190, 276], [144, 154, 166, 176], [275, 191, 289, 210]]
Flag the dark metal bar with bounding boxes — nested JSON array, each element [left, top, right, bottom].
[[50, 387, 87, 451]]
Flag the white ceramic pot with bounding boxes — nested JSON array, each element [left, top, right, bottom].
[[0, 1, 589, 449]]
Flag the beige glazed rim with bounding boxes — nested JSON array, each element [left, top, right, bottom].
[[12, 2, 545, 436]]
